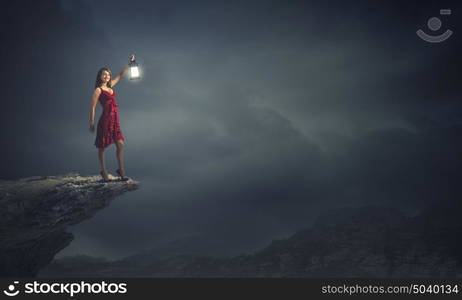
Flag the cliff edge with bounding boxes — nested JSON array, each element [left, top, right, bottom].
[[0, 173, 139, 277]]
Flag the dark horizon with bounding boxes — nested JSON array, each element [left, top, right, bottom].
[[1, 0, 462, 261]]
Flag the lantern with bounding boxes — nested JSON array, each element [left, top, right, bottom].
[[129, 55, 140, 80]]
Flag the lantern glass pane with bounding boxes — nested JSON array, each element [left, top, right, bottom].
[[130, 66, 140, 78]]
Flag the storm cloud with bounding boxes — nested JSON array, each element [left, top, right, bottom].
[[1, 0, 461, 259]]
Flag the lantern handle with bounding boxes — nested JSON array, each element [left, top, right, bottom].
[[129, 54, 136, 62]]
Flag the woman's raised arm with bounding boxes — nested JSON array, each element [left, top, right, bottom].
[[110, 64, 129, 87], [110, 55, 135, 87]]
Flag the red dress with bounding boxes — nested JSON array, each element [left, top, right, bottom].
[[94, 87, 125, 149]]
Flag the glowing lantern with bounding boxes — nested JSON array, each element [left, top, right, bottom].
[[129, 55, 140, 80]]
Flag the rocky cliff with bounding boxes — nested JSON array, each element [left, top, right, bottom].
[[0, 173, 139, 277]]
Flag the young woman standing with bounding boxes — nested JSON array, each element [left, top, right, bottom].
[[89, 55, 135, 182]]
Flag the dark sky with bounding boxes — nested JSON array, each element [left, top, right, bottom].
[[1, 0, 462, 259]]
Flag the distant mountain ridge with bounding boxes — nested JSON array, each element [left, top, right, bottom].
[[39, 202, 462, 277]]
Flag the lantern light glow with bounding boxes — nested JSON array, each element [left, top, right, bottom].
[[130, 65, 140, 78]]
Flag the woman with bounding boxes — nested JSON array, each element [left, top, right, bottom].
[[89, 55, 134, 182]]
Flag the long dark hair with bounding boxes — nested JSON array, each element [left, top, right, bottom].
[[94, 67, 112, 89]]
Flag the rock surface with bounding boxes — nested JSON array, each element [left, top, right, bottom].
[[0, 173, 139, 277]]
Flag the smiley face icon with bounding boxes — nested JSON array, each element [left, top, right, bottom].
[[417, 9, 453, 43], [3, 281, 20, 297]]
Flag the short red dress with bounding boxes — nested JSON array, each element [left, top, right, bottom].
[[94, 87, 125, 149]]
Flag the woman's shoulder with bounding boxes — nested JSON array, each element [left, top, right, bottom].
[[93, 87, 102, 96]]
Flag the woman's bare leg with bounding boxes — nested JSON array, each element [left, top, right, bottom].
[[98, 147, 107, 172], [116, 139, 126, 176]]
